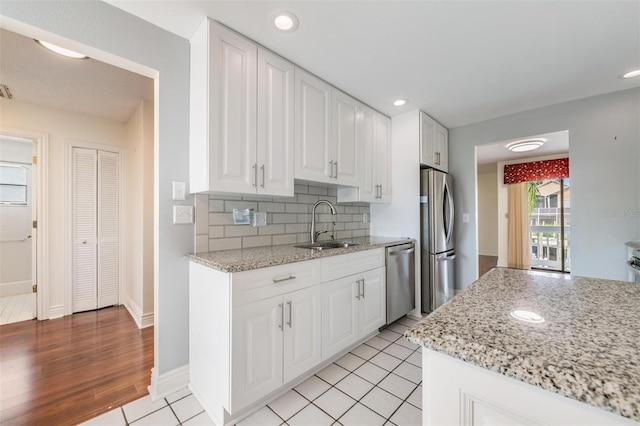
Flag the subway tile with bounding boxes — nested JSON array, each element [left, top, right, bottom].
[[297, 194, 319, 204], [294, 184, 309, 194], [345, 206, 360, 214], [308, 186, 328, 196], [195, 195, 209, 234], [327, 188, 337, 196], [296, 233, 311, 243], [297, 213, 311, 223], [344, 222, 360, 230], [195, 235, 208, 253], [337, 214, 352, 222], [209, 238, 241, 251], [359, 222, 370, 229], [208, 226, 224, 239], [286, 203, 307, 213], [336, 231, 353, 240], [243, 235, 272, 248], [272, 234, 297, 246], [209, 199, 225, 212], [335, 205, 346, 214], [286, 223, 306, 234], [225, 225, 258, 238], [214, 193, 242, 201], [359, 206, 370, 213], [325, 196, 337, 204], [352, 230, 366, 237], [272, 213, 298, 224], [258, 225, 286, 235], [209, 213, 233, 226], [258, 202, 286, 213], [224, 200, 258, 213], [242, 194, 274, 202], [333, 222, 345, 231]]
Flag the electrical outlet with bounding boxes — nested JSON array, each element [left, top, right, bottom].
[[362, 213, 369, 223], [253, 211, 267, 227], [462, 213, 469, 223], [173, 205, 193, 224]]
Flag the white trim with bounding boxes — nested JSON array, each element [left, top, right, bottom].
[[140, 312, 154, 328], [65, 140, 124, 316], [124, 297, 154, 329], [148, 365, 190, 401], [0, 280, 32, 297], [49, 304, 64, 319], [0, 127, 49, 320], [479, 250, 499, 257]]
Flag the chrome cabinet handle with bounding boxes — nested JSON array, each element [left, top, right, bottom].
[[329, 161, 334, 178], [260, 164, 265, 188], [355, 279, 361, 300], [334, 161, 338, 179], [361, 278, 365, 299], [278, 303, 284, 330], [287, 301, 292, 328], [252, 163, 257, 187], [273, 275, 296, 283]]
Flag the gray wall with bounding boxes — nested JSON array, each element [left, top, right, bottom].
[[0, 1, 192, 376], [450, 88, 640, 289]]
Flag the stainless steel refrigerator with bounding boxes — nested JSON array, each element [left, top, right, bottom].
[[420, 169, 455, 313]]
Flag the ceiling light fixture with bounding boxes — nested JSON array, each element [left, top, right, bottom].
[[35, 40, 88, 59], [622, 69, 640, 79], [270, 11, 299, 33], [393, 99, 407, 107], [506, 139, 545, 153]]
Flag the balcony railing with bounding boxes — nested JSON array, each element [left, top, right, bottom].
[[530, 225, 570, 271]]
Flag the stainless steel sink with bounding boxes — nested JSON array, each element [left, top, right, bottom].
[[294, 241, 362, 250]]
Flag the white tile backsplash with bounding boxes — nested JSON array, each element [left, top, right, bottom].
[[194, 186, 370, 252]]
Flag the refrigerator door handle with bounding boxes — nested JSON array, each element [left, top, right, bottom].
[[437, 253, 457, 261], [444, 179, 455, 244]]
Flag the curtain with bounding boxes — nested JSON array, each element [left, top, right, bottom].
[[507, 182, 531, 269]]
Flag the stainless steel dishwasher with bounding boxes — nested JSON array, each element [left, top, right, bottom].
[[386, 242, 416, 324]]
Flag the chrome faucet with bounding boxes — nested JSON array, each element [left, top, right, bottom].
[[310, 200, 337, 243]]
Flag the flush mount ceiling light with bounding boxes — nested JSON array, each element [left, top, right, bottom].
[[270, 11, 299, 32], [622, 69, 640, 79], [35, 39, 88, 59], [393, 99, 408, 107], [509, 310, 545, 324], [506, 139, 545, 153]]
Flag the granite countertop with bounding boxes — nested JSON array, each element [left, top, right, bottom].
[[188, 236, 413, 273], [406, 268, 640, 421]]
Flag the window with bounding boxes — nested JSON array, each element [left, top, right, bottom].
[[0, 163, 28, 205]]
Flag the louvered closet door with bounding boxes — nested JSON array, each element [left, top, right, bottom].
[[72, 148, 120, 313], [73, 148, 98, 312], [97, 151, 119, 308]]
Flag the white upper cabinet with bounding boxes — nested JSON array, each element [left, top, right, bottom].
[[190, 19, 294, 196], [294, 68, 333, 183], [331, 89, 359, 186], [257, 48, 295, 196], [337, 105, 391, 203], [420, 111, 448, 172]]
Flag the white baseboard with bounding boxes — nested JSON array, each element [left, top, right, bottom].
[[49, 304, 64, 319], [148, 365, 190, 401], [124, 300, 154, 329], [0, 280, 31, 297], [479, 250, 499, 257], [140, 312, 154, 328]]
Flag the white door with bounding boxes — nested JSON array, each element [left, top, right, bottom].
[[294, 68, 332, 183], [321, 276, 359, 360], [359, 267, 386, 337], [72, 147, 119, 313], [210, 21, 257, 193], [375, 114, 392, 202], [231, 295, 283, 412], [283, 285, 322, 383], [332, 89, 359, 186], [257, 48, 294, 196]]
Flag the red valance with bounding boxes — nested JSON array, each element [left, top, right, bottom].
[[504, 158, 569, 184]]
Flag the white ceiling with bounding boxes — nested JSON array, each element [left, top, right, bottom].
[[0, 28, 153, 123], [101, 0, 640, 128], [0, 1, 638, 128], [476, 130, 569, 166]]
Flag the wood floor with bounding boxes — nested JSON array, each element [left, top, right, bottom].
[[0, 306, 153, 425], [479, 255, 498, 277]]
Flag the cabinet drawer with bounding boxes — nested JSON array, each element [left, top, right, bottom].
[[322, 248, 385, 283], [232, 259, 321, 305]]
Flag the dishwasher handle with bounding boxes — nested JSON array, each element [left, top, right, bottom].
[[389, 247, 415, 256]]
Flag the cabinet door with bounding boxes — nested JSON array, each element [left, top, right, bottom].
[[283, 285, 322, 383], [358, 104, 377, 202], [321, 276, 359, 360], [257, 48, 294, 196], [420, 111, 437, 168], [359, 267, 386, 338], [434, 124, 449, 172], [332, 89, 359, 186], [231, 295, 283, 412], [374, 114, 392, 202], [294, 68, 332, 183], [210, 21, 257, 193]]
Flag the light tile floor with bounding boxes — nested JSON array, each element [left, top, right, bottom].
[[0, 293, 34, 325], [81, 317, 422, 426]]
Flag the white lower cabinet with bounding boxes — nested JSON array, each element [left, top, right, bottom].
[[322, 267, 386, 360], [189, 248, 386, 425]]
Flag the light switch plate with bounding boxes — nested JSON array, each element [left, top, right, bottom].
[[172, 181, 187, 201], [462, 213, 469, 223], [173, 205, 193, 224]]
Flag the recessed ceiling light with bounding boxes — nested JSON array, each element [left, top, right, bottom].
[[622, 69, 640, 79], [270, 11, 299, 32], [35, 40, 88, 59], [510, 310, 545, 324], [506, 139, 545, 152], [393, 99, 407, 107]]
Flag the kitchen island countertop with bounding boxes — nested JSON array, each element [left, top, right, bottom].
[[406, 268, 640, 422], [187, 236, 413, 273]]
